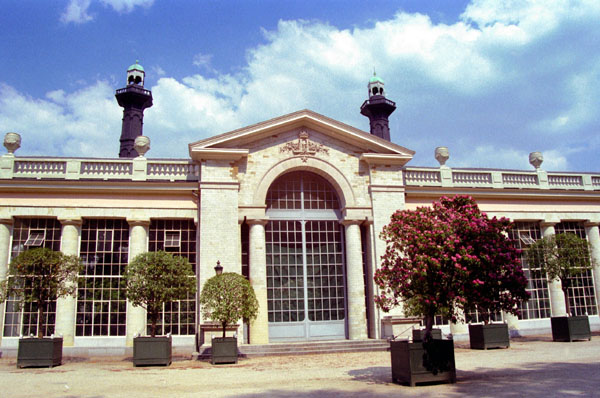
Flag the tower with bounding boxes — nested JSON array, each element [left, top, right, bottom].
[[115, 61, 153, 158], [360, 72, 396, 141]]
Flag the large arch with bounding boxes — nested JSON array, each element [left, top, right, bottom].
[[253, 157, 356, 211]]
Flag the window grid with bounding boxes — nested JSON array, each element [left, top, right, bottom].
[[266, 220, 305, 323], [305, 221, 345, 321], [148, 219, 197, 335], [555, 222, 598, 316], [3, 218, 61, 337], [266, 172, 339, 210], [76, 219, 128, 336], [509, 222, 551, 320]]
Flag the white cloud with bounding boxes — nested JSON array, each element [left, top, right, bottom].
[[100, 0, 153, 13], [61, 0, 153, 24], [60, 0, 93, 24], [9, 1, 600, 171]]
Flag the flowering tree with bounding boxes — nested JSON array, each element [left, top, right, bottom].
[[199, 272, 258, 338], [375, 195, 529, 340], [526, 233, 592, 316]]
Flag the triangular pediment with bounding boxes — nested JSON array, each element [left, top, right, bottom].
[[189, 109, 414, 164]]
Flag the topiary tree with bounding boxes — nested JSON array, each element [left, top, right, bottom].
[[527, 233, 593, 316], [0, 247, 80, 338], [123, 251, 196, 337], [199, 272, 258, 338], [375, 195, 529, 341]]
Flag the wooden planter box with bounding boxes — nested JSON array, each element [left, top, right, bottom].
[[469, 323, 510, 350], [17, 337, 63, 368], [211, 337, 238, 365], [551, 316, 591, 342], [133, 336, 172, 366], [412, 328, 442, 342], [390, 339, 456, 387]]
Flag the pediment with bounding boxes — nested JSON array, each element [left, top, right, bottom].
[[189, 109, 414, 165]]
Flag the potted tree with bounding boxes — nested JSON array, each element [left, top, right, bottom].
[[527, 233, 593, 342], [0, 247, 80, 368], [461, 214, 529, 350], [123, 251, 196, 366], [375, 196, 528, 386], [199, 265, 258, 365]]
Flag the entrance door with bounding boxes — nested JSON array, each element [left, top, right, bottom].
[[265, 172, 346, 341]]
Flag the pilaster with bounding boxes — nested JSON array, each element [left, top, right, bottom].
[[342, 220, 368, 340], [248, 219, 269, 344], [584, 222, 600, 313], [126, 219, 149, 346], [55, 218, 81, 346], [0, 218, 13, 347], [540, 221, 567, 317]]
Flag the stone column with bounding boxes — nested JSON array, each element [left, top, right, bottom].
[[126, 219, 149, 346], [584, 222, 600, 313], [248, 219, 269, 344], [55, 219, 81, 346], [541, 221, 567, 316], [0, 218, 12, 346], [343, 220, 368, 340]]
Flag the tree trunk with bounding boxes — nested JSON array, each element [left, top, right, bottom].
[[563, 287, 571, 316], [222, 322, 227, 338], [424, 314, 435, 342], [37, 304, 44, 338]]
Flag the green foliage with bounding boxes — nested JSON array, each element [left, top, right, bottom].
[[1, 247, 81, 338], [199, 272, 258, 338], [123, 251, 196, 337], [527, 233, 592, 315]]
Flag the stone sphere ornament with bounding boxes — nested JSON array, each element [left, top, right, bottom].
[[134, 136, 150, 158], [435, 146, 449, 166], [529, 151, 543, 169]]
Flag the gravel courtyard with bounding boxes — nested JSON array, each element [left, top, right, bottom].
[[1, 336, 599, 398]]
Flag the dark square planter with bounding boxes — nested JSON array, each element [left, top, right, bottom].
[[211, 337, 238, 365], [390, 339, 456, 387], [412, 328, 442, 342], [17, 337, 63, 368], [133, 336, 172, 366], [469, 323, 510, 350], [551, 316, 591, 342]]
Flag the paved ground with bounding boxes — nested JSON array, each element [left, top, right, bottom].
[[1, 335, 599, 398]]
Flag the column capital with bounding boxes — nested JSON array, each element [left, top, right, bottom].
[[340, 219, 363, 227], [246, 218, 269, 227], [0, 217, 13, 226], [127, 218, 150, 227], [540, 221, 558, 228], [58, 218, 82, 227], [584, 221, 600, 228]]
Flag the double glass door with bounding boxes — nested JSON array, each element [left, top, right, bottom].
[[266, 219, 346, 341]]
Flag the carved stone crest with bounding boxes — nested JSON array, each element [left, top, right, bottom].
[[280, 131, 329, 162]]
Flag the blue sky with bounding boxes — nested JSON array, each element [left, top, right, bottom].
[[1, 0, 599, 172]]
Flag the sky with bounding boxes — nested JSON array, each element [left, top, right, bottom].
[[0, 0, 599, 172]]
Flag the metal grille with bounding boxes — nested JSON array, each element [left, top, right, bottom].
[[555, 222, 598, 316], [267, 171, 339, 210], [76, 219, 128, 336], [148, 219, 197, 335], [3, 218, 61, 337], [266, 220, 305, 322], [509, 222, 551, 320], [305, 221, 345, 321]]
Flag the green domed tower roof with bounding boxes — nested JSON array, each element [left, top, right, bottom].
[[128, 60, 145, 72], [369, 73, 384, 84]]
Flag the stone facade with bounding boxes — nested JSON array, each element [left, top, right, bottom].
[[0, 109, 599, 353]]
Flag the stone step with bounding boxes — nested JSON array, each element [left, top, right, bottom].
[[196, 339, 390, 359]]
